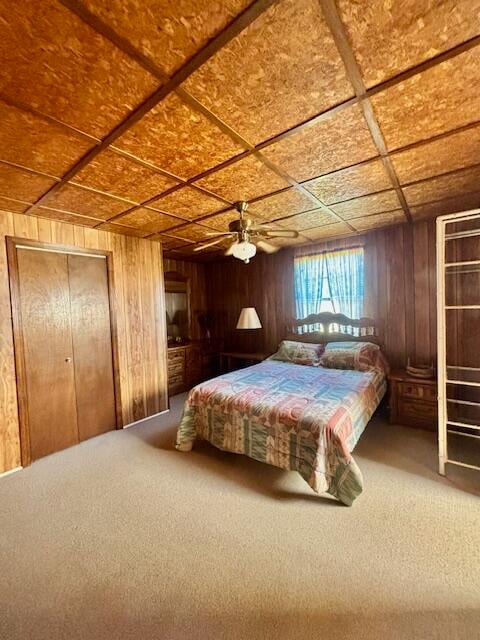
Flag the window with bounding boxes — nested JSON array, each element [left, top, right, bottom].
[[294, 247, 365, 321]]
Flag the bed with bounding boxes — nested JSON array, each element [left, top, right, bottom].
[[175, 313, 388, 506]]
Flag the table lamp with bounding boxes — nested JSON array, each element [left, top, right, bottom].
[[236, 307, 262, 329]]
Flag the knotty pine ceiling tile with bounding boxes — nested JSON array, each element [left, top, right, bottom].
[[391, 125, 480, 184], [410, 192, 480, 220], [267, 235, 309, 247], [151, 185, 225, 220], [250, 188, 318, 221], [201, 209, 253, 231], [331, 190, 401, 220], [350, 210, 406, 232], [114, 93, 244, 180], [36, 207, 101, 227], [305, 159, 392, 204], [0, 100, 95, 177], [194, 154, 289, 201], [183, 0, 354, 144], [337, 0, 480, 88], [73, 150, 178, 202], [82, 0, 252, 75], [403, 165, 480, 207], [0, 163, 56, 202], [96, 222, 151, 238], [0, 0, 158, 138], [371, 48, 480, 151], [262, 104, 378, 182], [275, 208, 339, 231], [301, 222, 353, 241], [166, 224, 214, 242], [152, 235, 193, 250], [0, 196, 30, 214], [113, 208, 182, 233], [42, 184, 131, 220]]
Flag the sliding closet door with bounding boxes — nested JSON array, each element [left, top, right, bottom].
[[16, 249, 78, 460], [68, 254, 116, 440]]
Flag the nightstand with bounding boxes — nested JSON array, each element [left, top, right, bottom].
[[388, 370, 438, 430], [220, 351, 270, 373]]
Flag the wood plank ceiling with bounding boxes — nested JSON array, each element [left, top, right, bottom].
[[0, 0, 479, 260]]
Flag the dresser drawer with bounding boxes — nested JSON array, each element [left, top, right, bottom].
[[168, 360, 184, 375], [168, 371, 184, 385], [398, 382, 435, 400], [168, 349, 184, 363], [398, 399, 437, 422]]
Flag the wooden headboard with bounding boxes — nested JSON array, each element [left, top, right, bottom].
[[285, 312, 380, 344]]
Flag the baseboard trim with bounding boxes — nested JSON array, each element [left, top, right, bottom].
[[0, 466, 23, 479], [123, 408, 170, 429]]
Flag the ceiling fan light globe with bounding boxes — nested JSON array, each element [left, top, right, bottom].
[[232, 240, 256, 262]]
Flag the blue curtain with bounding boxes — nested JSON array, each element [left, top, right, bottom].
[[294, 253, 324, 319], [294, 247, 364, 320], [325, 247, 364, 318]]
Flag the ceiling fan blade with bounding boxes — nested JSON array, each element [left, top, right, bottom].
[[263, 229, 299, 238], [193, 238, 225, 251], [224, 241, 238, 256], [205, 231, 236, 237], [255, 239, 280, 254]]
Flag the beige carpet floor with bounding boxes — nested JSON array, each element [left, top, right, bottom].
[[0, 393, 479, 640]]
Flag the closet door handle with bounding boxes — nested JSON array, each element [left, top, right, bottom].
[[65, 357, 72, 363]]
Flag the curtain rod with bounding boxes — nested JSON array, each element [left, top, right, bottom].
[[294, 244, 365, 258]]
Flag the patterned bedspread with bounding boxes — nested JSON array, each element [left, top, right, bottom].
[[176, 361, 386, 505]]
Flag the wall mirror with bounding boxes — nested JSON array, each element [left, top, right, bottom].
[[164, 271, 191, 344]]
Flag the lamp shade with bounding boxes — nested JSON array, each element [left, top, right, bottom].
[[236, 307, 262, 329]]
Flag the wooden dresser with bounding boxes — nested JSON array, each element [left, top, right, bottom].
[[388, 370, 438, 430], [167, 343, 217, 396]]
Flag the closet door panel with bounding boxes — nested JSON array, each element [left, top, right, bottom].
[[17, 249, 78, 460], [68, 254, 116, 440]]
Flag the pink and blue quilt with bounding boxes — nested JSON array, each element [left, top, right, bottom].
[[176, 360, 386, 505]]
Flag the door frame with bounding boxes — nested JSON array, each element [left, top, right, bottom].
[[6, 236, 123, 466]]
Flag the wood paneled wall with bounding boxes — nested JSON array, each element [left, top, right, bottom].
[[0, 211, 168, 473], [205, 249, 295, 355], [163, 257, 208, 341], [205, 220, 437, 369]]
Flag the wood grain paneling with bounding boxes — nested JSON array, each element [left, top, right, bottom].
[[205, 220, 438, 370], [205, 249, 295, 354], [0, 210, 168, 473], [163, 258, 208, 341]]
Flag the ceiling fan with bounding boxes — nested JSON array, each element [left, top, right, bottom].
[[194, 201, 299, 263]]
